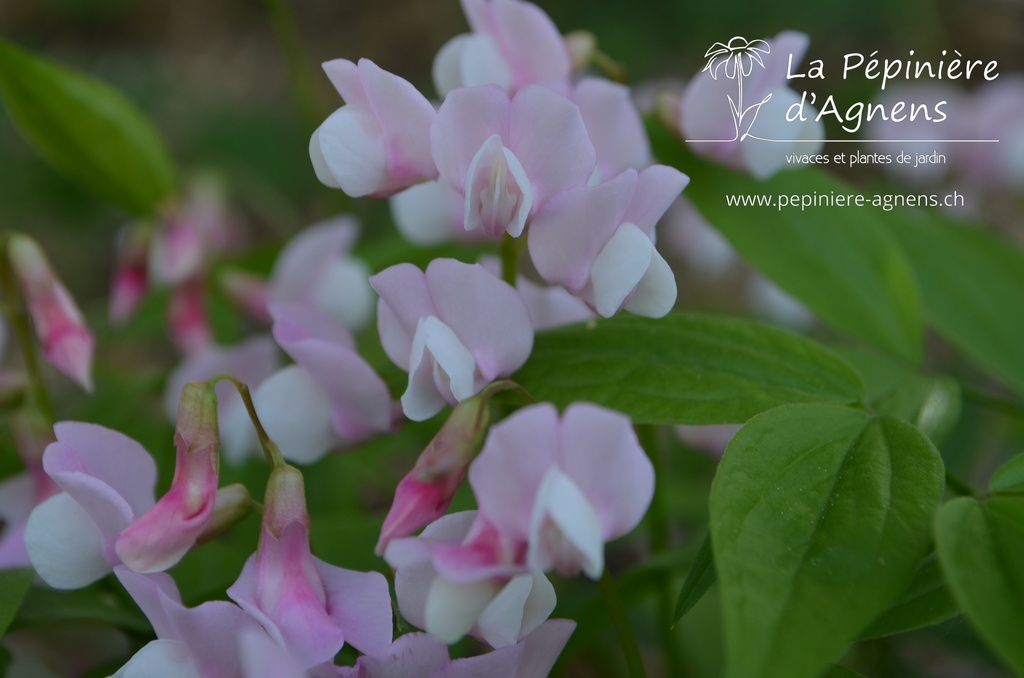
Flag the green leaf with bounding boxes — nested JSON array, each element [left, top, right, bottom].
[[935, 495, 1024, 675], [0, 569, 32, 636], [821, 667, 868, 678], [0, 39, 175, 216], [672, 532, 717, 627], [834, 347, 961, 444], [652, 125, 923, 364], [515, 313, 865, 425], [859, 553, 959, 639], [989, 454, 1024, 494], [710, 404, 944, 678], [885, 214, 1024, 400], [11, 585, 152, 634]]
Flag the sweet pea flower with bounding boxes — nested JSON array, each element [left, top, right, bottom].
[[246, 304, 394, 464], [167, 277, 213, 355], [433, 0, 572, 98], [679, 31, 825, 178], [25, 422, 157, 589], [7, 234, 94, 391], [385, 511, 556, 648], [268, 216, 374, 332], [337, 620, 576, 678], [311, 58, 437, 198], [469, 402, 654, 579], [478, 257, 594, 331], [114, 567, 267, 678], [528, 165, 687, 318], [370, 259, 533, 421], [0, 413, 57, 570], [228, 465, 393, 668], [116, 382, 220, 573], [432, 84, 596, 239]]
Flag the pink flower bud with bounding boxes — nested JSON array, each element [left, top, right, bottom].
[[219, 268, 271, 324], [115, 382, 220, 573], [109, 224, 150, 324], [376, 393, 490, 555], [167, 277, 212, 355], [7, 235, 94, 392]]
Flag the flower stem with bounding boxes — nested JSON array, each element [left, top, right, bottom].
[[261, 0, 324, 137], [0, 233, 55, 425], [210, 374, 285, 469], [599, 567, 647, 678], [500, 233, 525, 287]]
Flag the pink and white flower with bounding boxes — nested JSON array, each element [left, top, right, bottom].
[[370, 259, 533, 421], [311, 59, 437, 198], [574, 77, 653, 183], [528, 165, 687, 318], [432, 0, 572, 98], [227, 465, 393, 668], [469, 402, 654, 579], [432, 84, 596, 239]]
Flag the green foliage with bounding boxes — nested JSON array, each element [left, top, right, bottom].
[[710, 404, 944, 678], [859, 554, 958, 639], [672, 531, 716, 626], [888, 214, 1024, 401], [515, 313, 866, 425], [0, 39, 175, 216], [935, 494, 1024, 676], [651, 125, 924, 364], [989, 453, 1024, 494], [0, 569, 33, 636]]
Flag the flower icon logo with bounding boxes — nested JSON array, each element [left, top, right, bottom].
[[702, 37, 774, 141]]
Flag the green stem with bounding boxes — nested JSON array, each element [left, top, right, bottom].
[[636, 425, 684, 677], [0, 234, 55, 425], [599, 567, 647, 678], [262, 0, 324, 136], [962, 386, 1024, 420], [210, 374, 285, 469], [500, 233, 525, 287], [591, 48, 626, 83]]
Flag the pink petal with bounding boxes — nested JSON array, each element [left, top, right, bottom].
[[508, 85, 595, 205], [431, 85, 510, 192], [269, 217, 360, 311], [621, 164, 690, 238], [478, 0, 571, 92], [339, 632, 450, 678], [370, 263, 436, 370], [575, 78, 652, 180], [315, 558, 394, 657]]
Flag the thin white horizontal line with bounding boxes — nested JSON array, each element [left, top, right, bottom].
[[685, 139, 1000, 143]]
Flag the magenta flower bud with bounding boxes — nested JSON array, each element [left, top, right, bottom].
[[167, 277, 212, 355], [115, 382, 220, 573], [7, 235, 94, 392], [376, 393, 491, 555]]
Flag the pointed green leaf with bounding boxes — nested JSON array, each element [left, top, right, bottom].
[[515, 313, 865, 425], [887, 214, 1024, 399], [651, 125, 923, 364], [0, 39, 175, 216], [989, 454, 1024, 494], [673, 532, 717, 626], [860, 554, 958, 639], [935, 495, 1024, 675], [0, 569, 33, 636], [711, 404, 944, 678]]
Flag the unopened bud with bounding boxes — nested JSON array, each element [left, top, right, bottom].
[[219, 268, 271, 324], [375, 393, 490, 555], [168, 278, 212, 355], [564, 30, 597, 72], [196, 483, 257, 544], [7, 235, 94, 392], [109, 224, 150, 324], [263, 464, 309, 539]]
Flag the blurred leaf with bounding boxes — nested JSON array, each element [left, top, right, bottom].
[[821, 667, 868, 678], [935, 495, 1024, 675], [989, 454, 1024, 494], [860, 553, 959, 639], [672, 531, 717, 626], [652, 125, 923, 364], [12, 584, 150, 634], [887, 214, 1024, 400], [711, 404, 944, 678], [834, 347, 961, 444], [0, 39, 175, 216], [515, 314, 865, 425], [0, 569, 32, 635]]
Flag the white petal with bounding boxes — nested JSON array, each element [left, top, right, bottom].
[[458, 34, 513, 92], [112, 640, 199, 678], [623, 245, 676, 318], [432, 34, 470, 98], [313, 107, 390, 197], [313, 259, 373, 332], [309, 128, 340, 189], [252, 366, 338, 464], [403, 316, 477, 421], [589, 223, 654, 318], [24, 493, 109, 589], [425, 577, 497, 645], [528, 469, 604, 579], [390, 181, 461, 246], [476, 574, 532, 648], [463, 135, 533, 238], [519, 571, 557, 639]]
